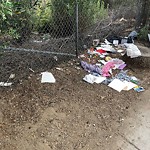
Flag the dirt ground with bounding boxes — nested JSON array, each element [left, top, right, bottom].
[[0, 49, 150, 150]]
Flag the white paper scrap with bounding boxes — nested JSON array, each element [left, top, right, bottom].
[[96, 63, 102, 67], [123, 81, 137, 91], [41, 72, 56, 83], [83, 74, 106, 84], [96, 47, 102, 50], [113, 40, 119, 45], [101, 44, 116, 52], [94, 76, 106, 84], [83, 74, 95, 84], [100, 55, 105, 58], [100, 60, 107, 65], [117, 49, 124, 53], [104, 39, 112, 45], [0, 82, 12, 87], [108, 79, 126, 92], [131, 76, 139, 81]]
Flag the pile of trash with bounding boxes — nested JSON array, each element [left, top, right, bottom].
[[79, 31, 144, 92]]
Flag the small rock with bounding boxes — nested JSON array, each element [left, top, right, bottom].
[[75, 66, 80, 70], [56, 67, 63, 71], [9, 74, 15, 79]]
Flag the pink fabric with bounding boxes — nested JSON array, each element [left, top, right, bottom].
[[102, 62, 115, 77]]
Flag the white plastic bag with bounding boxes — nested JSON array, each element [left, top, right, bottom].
[[125, 43, 141, 58]]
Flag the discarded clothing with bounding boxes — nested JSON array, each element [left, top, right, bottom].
[[115, 70, 131, 82], [100, 44, 116, 52], [106, 35, 122, 44], [102, 78, 113, 85], [96, 49, 106, 54], [80, 34, 143, 92], [128, 30, 138, 39], [106, 35, 133, 44], [121, 38, 128, 44], [102, 61, 115, 77], [81, 61, 102, 75], [118, 64, 126, 70], [111, 59, 126, 70]]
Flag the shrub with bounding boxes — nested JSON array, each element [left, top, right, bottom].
[[0, 0, 33, 42], [33, 0, 108, 37], [138, 25, 150, 41]]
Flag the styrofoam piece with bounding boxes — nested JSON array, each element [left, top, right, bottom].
[[41, 72, 56, 83]]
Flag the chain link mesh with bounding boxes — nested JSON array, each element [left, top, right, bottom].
[[0, 0, 77, 56], [0, 0, 137, 57]]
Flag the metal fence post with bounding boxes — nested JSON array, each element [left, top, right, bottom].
[[75, 0, 79, 57], [100, 0, 102, 8]]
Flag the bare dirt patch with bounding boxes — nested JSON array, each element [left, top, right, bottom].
[[0, 50, 150, 150]]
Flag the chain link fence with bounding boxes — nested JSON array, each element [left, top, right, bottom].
[[0, 0, 137, 59], [0, 0, 77, 57]]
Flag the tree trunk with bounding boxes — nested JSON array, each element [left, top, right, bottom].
[[135, 0, 150, 30]]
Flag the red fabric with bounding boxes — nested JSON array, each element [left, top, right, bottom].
[[96, 49, 106, 54]]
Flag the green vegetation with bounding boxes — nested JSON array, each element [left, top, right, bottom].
[[138, 25, 150, 41], [0, 0, 32, 41], [33, 0, 108, 37], [78, 0, 108, 30], [0, 0, 148, 41], [0, 0, 108, 40]]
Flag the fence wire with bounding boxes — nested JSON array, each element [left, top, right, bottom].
[[1, 0, 132, 58], [0, 0, 77, 57]]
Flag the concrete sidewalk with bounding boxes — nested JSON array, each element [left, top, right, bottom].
[[107, 87, 150, 150], [137, 45, 150, 57]]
